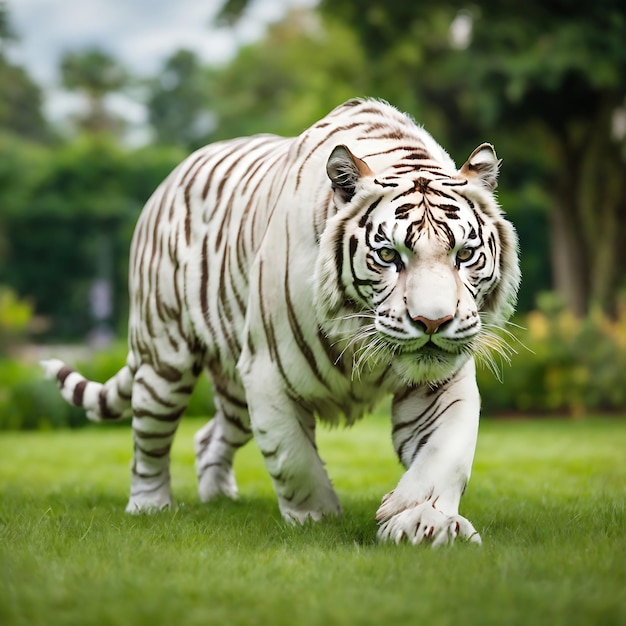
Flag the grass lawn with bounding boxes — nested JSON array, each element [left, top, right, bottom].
[[0, 415, 625, 626]]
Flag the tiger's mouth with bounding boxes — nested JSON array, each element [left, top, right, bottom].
[[394, 337, 464, 358], [389, 338, 469, 385], [415, 342, 452, 356]]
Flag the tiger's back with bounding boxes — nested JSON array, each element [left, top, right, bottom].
[[128, 134, 291, 382], [43, 98, 520, 545]]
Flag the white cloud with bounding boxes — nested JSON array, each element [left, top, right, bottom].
[[8, 0, 316, 85]]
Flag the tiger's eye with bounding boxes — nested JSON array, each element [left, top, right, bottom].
[[377, 247, 398, 264], [456, 247, 474, 263]]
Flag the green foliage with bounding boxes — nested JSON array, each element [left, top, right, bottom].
[[0, 341, 214, 431], [479, 295, 626, 415], [317, 0, 626, 316], [208, 10, 370, 141], [0, 418, 624, 625], [147, 49, 213, 150], [0, 286, 32, 355], [60, 47, 129, 135], [0, 57, 50, 142], [0, 2, 50, 144], [0, 357, 84, 430], [0, 136, 185, 339]]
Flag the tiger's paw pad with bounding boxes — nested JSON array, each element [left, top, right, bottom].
[[377, 502, 482, 547]]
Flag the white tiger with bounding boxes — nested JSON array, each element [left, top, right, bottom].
[[42, 98, 520, 546]]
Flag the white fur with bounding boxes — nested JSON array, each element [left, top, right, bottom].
[[43, 99, 520, 547]]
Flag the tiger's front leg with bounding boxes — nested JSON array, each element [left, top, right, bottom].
[[377, 358, 482, 547], [241, 365, 342, 523]]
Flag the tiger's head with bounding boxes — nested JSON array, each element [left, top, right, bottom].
[[314, 141, 520, 385]]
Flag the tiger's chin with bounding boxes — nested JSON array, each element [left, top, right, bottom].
[[391, 346, 470, 386]]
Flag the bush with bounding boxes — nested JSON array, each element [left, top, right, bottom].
[[0, 286, 33, 355], [478, 295, 626, 416], [0, 358, 84, 430], [4, 297, 626, 430], [0, 342, 215, 431]]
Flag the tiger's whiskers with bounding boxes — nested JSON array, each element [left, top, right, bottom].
[[352, 334, 394, 381], [471, 317, 529, 382], [327, 311, 397, 380]]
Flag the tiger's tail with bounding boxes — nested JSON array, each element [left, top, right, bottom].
[[41, 357, 134, 422]]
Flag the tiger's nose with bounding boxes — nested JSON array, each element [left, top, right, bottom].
[[411, 314, 454, 335]]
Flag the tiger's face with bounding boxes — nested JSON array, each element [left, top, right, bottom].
[[315, 143, 520, 385]]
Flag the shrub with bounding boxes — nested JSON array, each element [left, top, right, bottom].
[[0, 286, 33, 355], [0, 358, 84, 430], [478, 295, 626, 416], [3, 297, 626, 429], [0, 342, 215, 431]]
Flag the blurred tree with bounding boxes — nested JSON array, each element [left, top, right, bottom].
[[0, 0, 16, 49], [317, 0, 626, 316], [0, 61, 50, 141], [60, 48, 128, 135], [0, 136, 184, 340], [147, 49, 213, 150], [214, 0, 626, 315], [215, 0, 248, 27], [209, 2, 547, 311], [0, 1, 49, 142], [208, 8, 370, 140], [0, 285, 33, 355]]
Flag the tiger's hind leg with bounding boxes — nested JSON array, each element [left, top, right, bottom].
[[127, 355, 203, 513], [195, 379, 252, 502]]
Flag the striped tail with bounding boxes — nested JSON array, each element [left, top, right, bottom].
[[41, 357, 134, 422]]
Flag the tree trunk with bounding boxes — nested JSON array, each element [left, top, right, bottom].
[[549, 199, 588, 317], [549, 99, 626, 317]]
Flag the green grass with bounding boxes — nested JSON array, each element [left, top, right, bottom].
[[1, 416, 625, 626]]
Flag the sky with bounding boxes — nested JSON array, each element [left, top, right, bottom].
[[6, 0, 314, 138]]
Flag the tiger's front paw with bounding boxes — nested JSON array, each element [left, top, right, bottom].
[[126, 475, 172, 513], [376, 500, 481, 547], [125, 493, 172, 514]]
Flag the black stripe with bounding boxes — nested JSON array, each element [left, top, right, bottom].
[[295, 122, 362, 190], [135, 377, 177, 408], [392, 394, 441, 434], [73, 380, 87, 406], [213, 383, 248, 411], [132, 427, 177, 440], [396, 398, 462, 463], [223, 411, 252, 435], [183, 154, 210, 246], [133, 407, 185, 422], [358, 197, 382, 228], [130, 473, 169, 489], [349, 235, 374, 302], [134, 441, 171, 459], [57, 366, 73, 385], [284, 226, 331, 391], [99, 387, 120, 419], [258, 261, 304, 403], [201, 142, 240, 200], [199, 233, 220, 344]]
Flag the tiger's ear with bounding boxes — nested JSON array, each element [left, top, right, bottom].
[[326, 145, 373, 203], [459, 143, 501, 191]]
